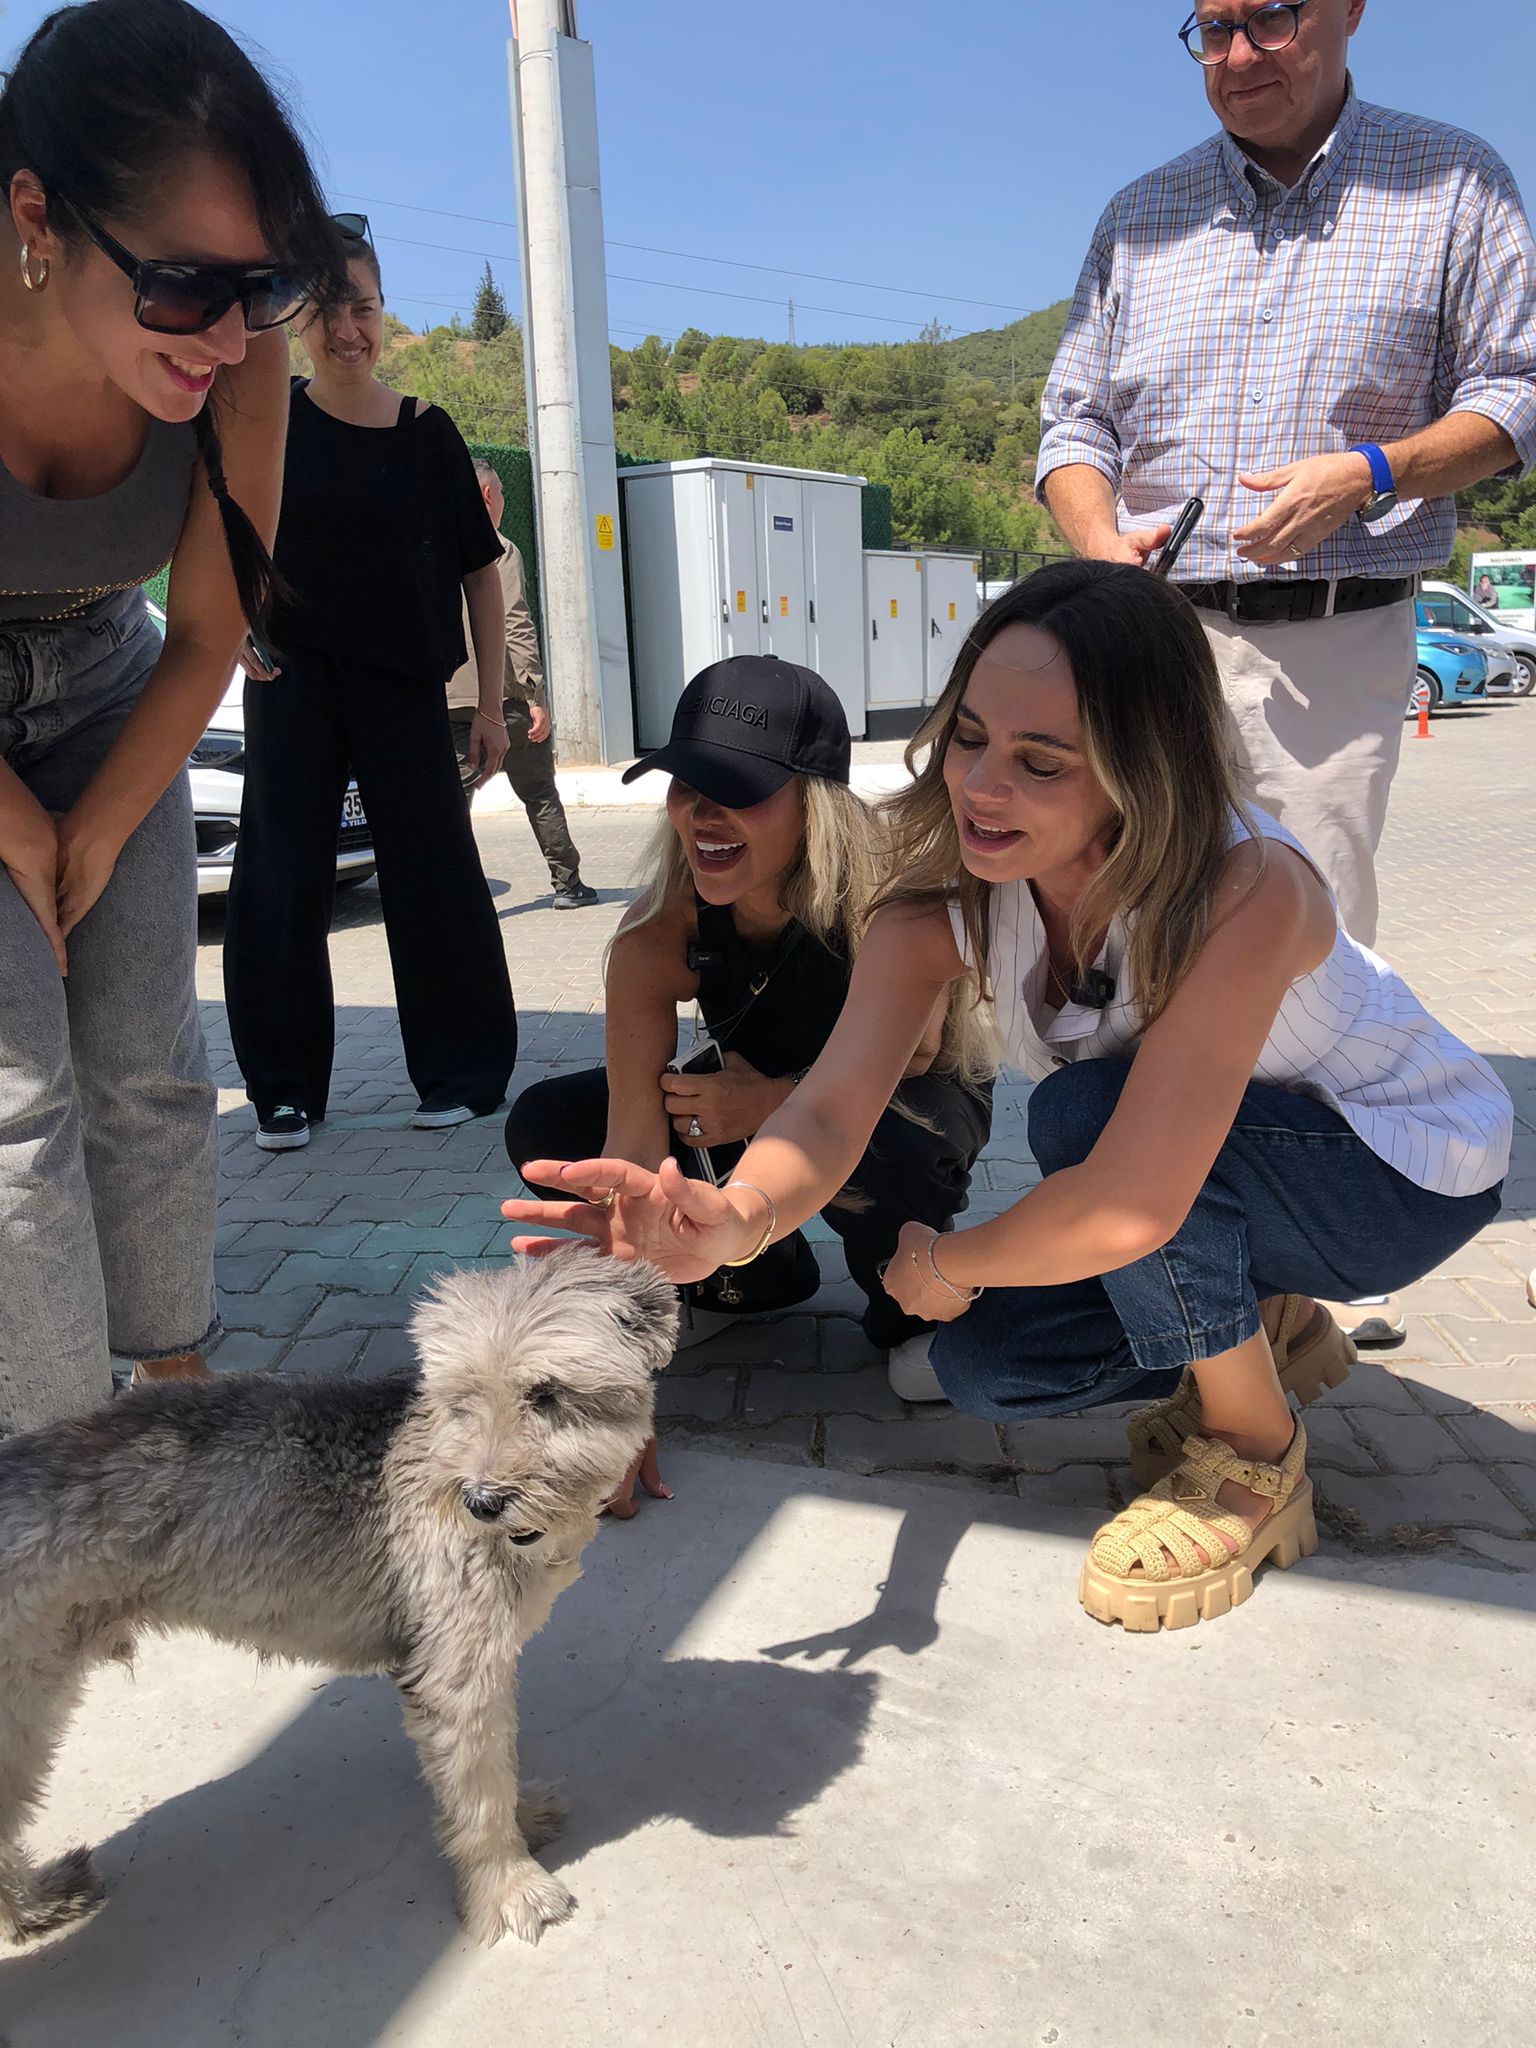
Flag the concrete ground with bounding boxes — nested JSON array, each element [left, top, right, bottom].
[[5, 700, 1534, 2043]]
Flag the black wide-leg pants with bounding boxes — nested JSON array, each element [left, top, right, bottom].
[[225, 648, 516, 1119]]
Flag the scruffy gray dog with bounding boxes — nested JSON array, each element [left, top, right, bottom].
[[0, 1245, 676, 1950]]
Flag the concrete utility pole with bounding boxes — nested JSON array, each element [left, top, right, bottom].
[[507, 0, 633, 764]]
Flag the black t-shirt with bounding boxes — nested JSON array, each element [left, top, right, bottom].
[[272, 381, 502, 682]]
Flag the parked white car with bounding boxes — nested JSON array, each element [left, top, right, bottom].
[[145, 601, 375, 896], [1421, 581, 1536, 697]]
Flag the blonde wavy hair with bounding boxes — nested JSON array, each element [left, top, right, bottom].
[[879, 558, 1256, 1029], [623, 775, 993, 1088]]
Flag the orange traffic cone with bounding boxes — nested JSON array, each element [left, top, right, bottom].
[[1416, 699, 1430, 740]]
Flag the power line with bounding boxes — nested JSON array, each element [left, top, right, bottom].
[[370, 230, 931, 331], [383, 291, 670, 345], [338, 189, 1034, 319]]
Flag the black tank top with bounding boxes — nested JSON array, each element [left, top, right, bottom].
[[691, 897, 851, 1077]]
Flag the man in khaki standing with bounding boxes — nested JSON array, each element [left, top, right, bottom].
[[1038, 0, 1536, 1343], [447, 460, 597, 910]]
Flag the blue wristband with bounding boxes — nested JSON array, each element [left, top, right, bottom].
[[1348, 443, 1394, 495]]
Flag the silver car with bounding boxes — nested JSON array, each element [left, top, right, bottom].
[[1420, 581, 1536, 697], [146, 602, 376, 896]]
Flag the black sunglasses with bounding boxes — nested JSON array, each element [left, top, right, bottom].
[[1179, 1, 1311, 65], [57, 191, 313, 335], [332, 211, 372, 245]]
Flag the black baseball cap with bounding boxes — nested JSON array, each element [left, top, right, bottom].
[[622, 654, 851, 808]]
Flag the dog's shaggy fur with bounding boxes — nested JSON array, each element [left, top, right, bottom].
[[0, 1246, 676, 1948]]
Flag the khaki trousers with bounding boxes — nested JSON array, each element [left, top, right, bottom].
[[1201, 599, 1415, 946]]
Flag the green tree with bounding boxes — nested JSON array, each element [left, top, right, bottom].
[[625, 335, 673, 415], [470, 262, 509, 341], [671, 326, 711, 372], [751, 343, 822, 417]]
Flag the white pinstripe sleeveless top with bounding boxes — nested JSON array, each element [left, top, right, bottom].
[[953, 808, 1511, 1199]]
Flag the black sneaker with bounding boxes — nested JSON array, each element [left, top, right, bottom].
[[551, 879, 599, 909], [256, 1106, 311, 1152]]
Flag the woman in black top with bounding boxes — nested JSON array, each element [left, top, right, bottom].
[[504, 655, 993, 1508], [224, 239, 517, 1145]]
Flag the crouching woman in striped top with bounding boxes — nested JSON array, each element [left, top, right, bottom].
[[505, 561, 1511, 1634]]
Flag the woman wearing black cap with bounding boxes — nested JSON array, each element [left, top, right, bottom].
[[503, 654, 993, 1512]]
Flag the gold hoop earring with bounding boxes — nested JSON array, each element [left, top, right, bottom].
[[19, 243, 50, 293]]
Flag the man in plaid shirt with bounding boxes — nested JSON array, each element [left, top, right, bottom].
[[1039, 0, 1536, 952]]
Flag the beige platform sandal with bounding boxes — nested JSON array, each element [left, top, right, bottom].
[[1125, 1295, 1352, 1489], [1080, 1422, 1315, 1632]]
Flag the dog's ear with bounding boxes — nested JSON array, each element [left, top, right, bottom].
[[606, 1257, 680, 1368]]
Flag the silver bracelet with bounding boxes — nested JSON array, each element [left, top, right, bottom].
[[920, 1234, 983, 1304], [477, 711, 508, 730], [721, 1181, 777, 1267]]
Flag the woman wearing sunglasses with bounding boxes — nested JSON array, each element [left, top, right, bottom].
[[0, 0, 343, 1432], [222, 230, 518, 1146]]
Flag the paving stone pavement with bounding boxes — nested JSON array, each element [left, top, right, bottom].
[[198, 700, 1536, 1574]]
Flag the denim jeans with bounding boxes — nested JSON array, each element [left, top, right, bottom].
[[0, 592, 218, 1432], [931, 1058, 1502, 1423]]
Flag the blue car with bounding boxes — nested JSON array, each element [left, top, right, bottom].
[[1409, 606, 1489, 717]]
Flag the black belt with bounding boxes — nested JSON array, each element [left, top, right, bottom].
[[1176, 576, 1415, 625]]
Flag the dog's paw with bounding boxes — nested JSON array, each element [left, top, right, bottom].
[[462, 1859, 576, 1947], [1, 1847, 105, 1944], [515, 1782, 568, 1852]]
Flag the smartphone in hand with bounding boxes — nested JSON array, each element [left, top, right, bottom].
[[666, 1037, 724, 1182], [1151, 497, 1205, 580]]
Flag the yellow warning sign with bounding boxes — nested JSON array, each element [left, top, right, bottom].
[[744, 473, 755, 491], [735, 590, 747, 613], [948, 602, 957, 620], [913, 557, 922, 572], [889, 599, 899, 619], [779, 595, 789, 617], [595, 513, 615, 552]]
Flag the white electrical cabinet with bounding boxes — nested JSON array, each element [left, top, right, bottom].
[[922, 552, 981, 703], [862, 550, 926, 712], [620, 458, 867, 748]]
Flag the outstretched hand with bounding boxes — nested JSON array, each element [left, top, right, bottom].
[[502, 1155, 763, 1282]]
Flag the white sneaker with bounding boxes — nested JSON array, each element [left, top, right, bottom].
[[410, 1103, 476, 1130], [887, 1332, 949, 1404]]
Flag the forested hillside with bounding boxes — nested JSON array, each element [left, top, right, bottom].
[[297, 303, 1534, 569]]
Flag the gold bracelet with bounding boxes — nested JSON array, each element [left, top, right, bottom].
[[477, 711, 508, 730], [721, 1182, 777, 1266]]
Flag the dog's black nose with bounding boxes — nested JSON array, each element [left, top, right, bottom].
[[462, 1488, 509, 1523]]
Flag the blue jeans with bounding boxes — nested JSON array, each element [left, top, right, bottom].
[[931, 1059, 1502, 1423], [0, 592, 218, 1431]]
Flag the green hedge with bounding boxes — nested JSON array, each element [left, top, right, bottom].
[[467, 441, 541, 660], [861, 482, 893, 550]]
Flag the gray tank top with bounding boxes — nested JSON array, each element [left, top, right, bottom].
[[0, 415, 198, 627]]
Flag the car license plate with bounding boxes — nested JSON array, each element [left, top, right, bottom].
[[340, 788, 366, 829]]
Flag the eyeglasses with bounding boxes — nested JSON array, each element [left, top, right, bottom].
[[332, 212, 371, 245], [57, 192, 313, 334], [1179, 2, 1311, 65]]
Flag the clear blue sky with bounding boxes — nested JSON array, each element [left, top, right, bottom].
[[4, 0, 1533, 348]]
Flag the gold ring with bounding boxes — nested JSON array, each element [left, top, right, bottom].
[[590, 1187, 618, 1212]]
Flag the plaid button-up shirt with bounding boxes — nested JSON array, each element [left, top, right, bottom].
[[1037, 87, 1536, 584]]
